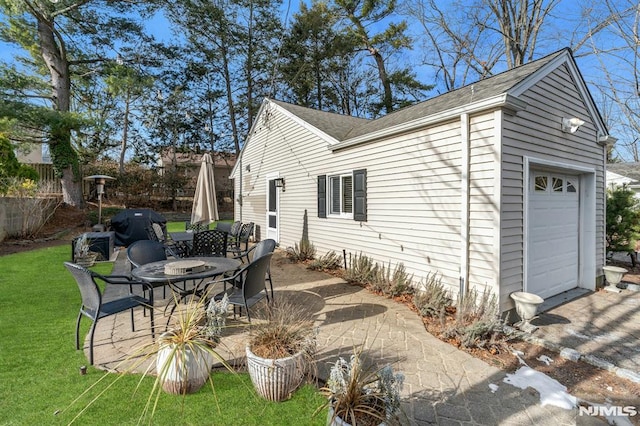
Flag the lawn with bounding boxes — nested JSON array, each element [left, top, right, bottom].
[[0, 241, 326, 425]]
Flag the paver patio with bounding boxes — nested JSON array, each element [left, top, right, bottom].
[[87, 248, 625, 425]]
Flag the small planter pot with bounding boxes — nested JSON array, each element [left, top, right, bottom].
[[602, 265, 627, 293], [246, 345, 306, 402], [327, 406, 350, 426], [327, 405, 385, 426], [156, 341, 214, 394]]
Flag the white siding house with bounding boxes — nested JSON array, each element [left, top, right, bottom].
[[231, 49, 610, 313], [606, 163, 640, 198]]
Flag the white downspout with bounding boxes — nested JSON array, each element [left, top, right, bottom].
[[238, 157, 243, 222], [460, 113, 470, 297]]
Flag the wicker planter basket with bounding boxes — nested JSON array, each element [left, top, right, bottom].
[[245, 345, 306, 402], [75, 253, 97, 268], [157, 341, 214, 395]]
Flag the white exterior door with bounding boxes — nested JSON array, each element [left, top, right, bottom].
[[526, 172, 580, 299], [266, 174, 279, 242]]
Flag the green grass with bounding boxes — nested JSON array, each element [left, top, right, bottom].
[[0, 244, 325, 425]]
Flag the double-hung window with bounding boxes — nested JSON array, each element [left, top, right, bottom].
[[329, 174, 353, 217], [318, 169, 367, 221]]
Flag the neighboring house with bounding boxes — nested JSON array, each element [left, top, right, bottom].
[[158, 149, 236, 218], [14, 142, 51, 164], [14, 143, 61, 193], [231, 48, 610, 313], [606, 163, 640, 197]]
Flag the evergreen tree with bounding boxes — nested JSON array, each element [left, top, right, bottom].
[[0, 0, 157, 206], [606, 186, 640, 255], [334, 0, 431, 115]]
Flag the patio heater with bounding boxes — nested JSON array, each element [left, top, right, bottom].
[[85, 175, 115, 229]]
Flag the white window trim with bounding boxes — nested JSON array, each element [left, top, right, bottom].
[[327, 171, 354, 219]]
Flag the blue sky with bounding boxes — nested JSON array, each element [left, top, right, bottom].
[[1, 1, 634, 159]]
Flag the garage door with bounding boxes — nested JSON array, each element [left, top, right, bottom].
[[527, 172, 579, 299]]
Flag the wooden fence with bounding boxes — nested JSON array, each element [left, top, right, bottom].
[[32, 163, 63, 194]]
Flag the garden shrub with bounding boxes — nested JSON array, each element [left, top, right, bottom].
[[442, 287, 509, 351], [413, 272, 450, 319], [286, 239, 316, 262], [371, 261, 414, 297], [606, 186, 640, 256], [308, 250, 342, 271], [344, 252, 377, 284]]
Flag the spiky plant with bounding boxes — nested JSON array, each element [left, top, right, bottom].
[[318, 349, 404, 425], [248, 300, 317, 360], [308, 251, 343, 271], [286, 239, 317, 262], [344, 252, 377, 284], [413, 272, 451, 318]]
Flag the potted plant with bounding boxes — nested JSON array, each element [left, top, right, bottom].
[[319, 349, 404, 426], [245, 300, 317, 401], [64, 293, 234, 423], [156, 294, 230, 394], [73, 234, 97, 267]]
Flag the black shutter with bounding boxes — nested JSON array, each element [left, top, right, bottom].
[[353, 169, 367, 221], [317, 175, 327, 218]]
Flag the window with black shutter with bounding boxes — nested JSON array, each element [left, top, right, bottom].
[[353, 169, 367, 221], [317, 175, 326, 218], [319, 169, 367, 221]]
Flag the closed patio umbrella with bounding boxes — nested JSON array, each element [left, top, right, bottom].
[[191, 153, 219, 225]]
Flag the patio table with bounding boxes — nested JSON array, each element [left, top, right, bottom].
[[131, 256, 240, 294]]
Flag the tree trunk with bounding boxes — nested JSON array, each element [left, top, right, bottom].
[[222, 45, 241, 155], [371, 47, 393, 114], [37, 13, 84, 207], [119, 89, 131, 175], [60, 166, 84, 205]]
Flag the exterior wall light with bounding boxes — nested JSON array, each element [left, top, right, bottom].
[[561, 117, 585, 133], [274, 177, 285, 192]]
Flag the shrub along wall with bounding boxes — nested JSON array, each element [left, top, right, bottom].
[[0, 197, 59, 242]]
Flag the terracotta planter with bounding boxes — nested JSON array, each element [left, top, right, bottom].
[[156, 341, 214, 394], [245, 345, 306, 401]]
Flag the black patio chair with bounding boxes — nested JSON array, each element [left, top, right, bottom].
[[191, 229, 228, 258], [185, 221, 209, 233], [240, 239, 276, 300], [225, 220, 242, 247], [146, 222, 183, 257], [211, 253, 273, 323], [228, 222, 254, 259], [127, 239, 169, 298], [64, 261, 154, 365]]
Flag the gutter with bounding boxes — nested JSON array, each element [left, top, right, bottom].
[[329, 94, 528, 152]]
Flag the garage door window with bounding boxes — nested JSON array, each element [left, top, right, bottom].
[[535, 176, 547, 192], [552, 177, 563, 192], [532, 173, 578, 194]]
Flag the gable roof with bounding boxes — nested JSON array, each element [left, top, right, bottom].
[[607, 163, 640, 182], [270, 100, 368, 141], [234, 48, 610, 175], [343, 49, 567, 140]]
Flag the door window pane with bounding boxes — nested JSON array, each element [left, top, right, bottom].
[[268, 180, 277, 212]]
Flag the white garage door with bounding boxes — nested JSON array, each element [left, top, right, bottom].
[[527, 172, 580, 299]]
